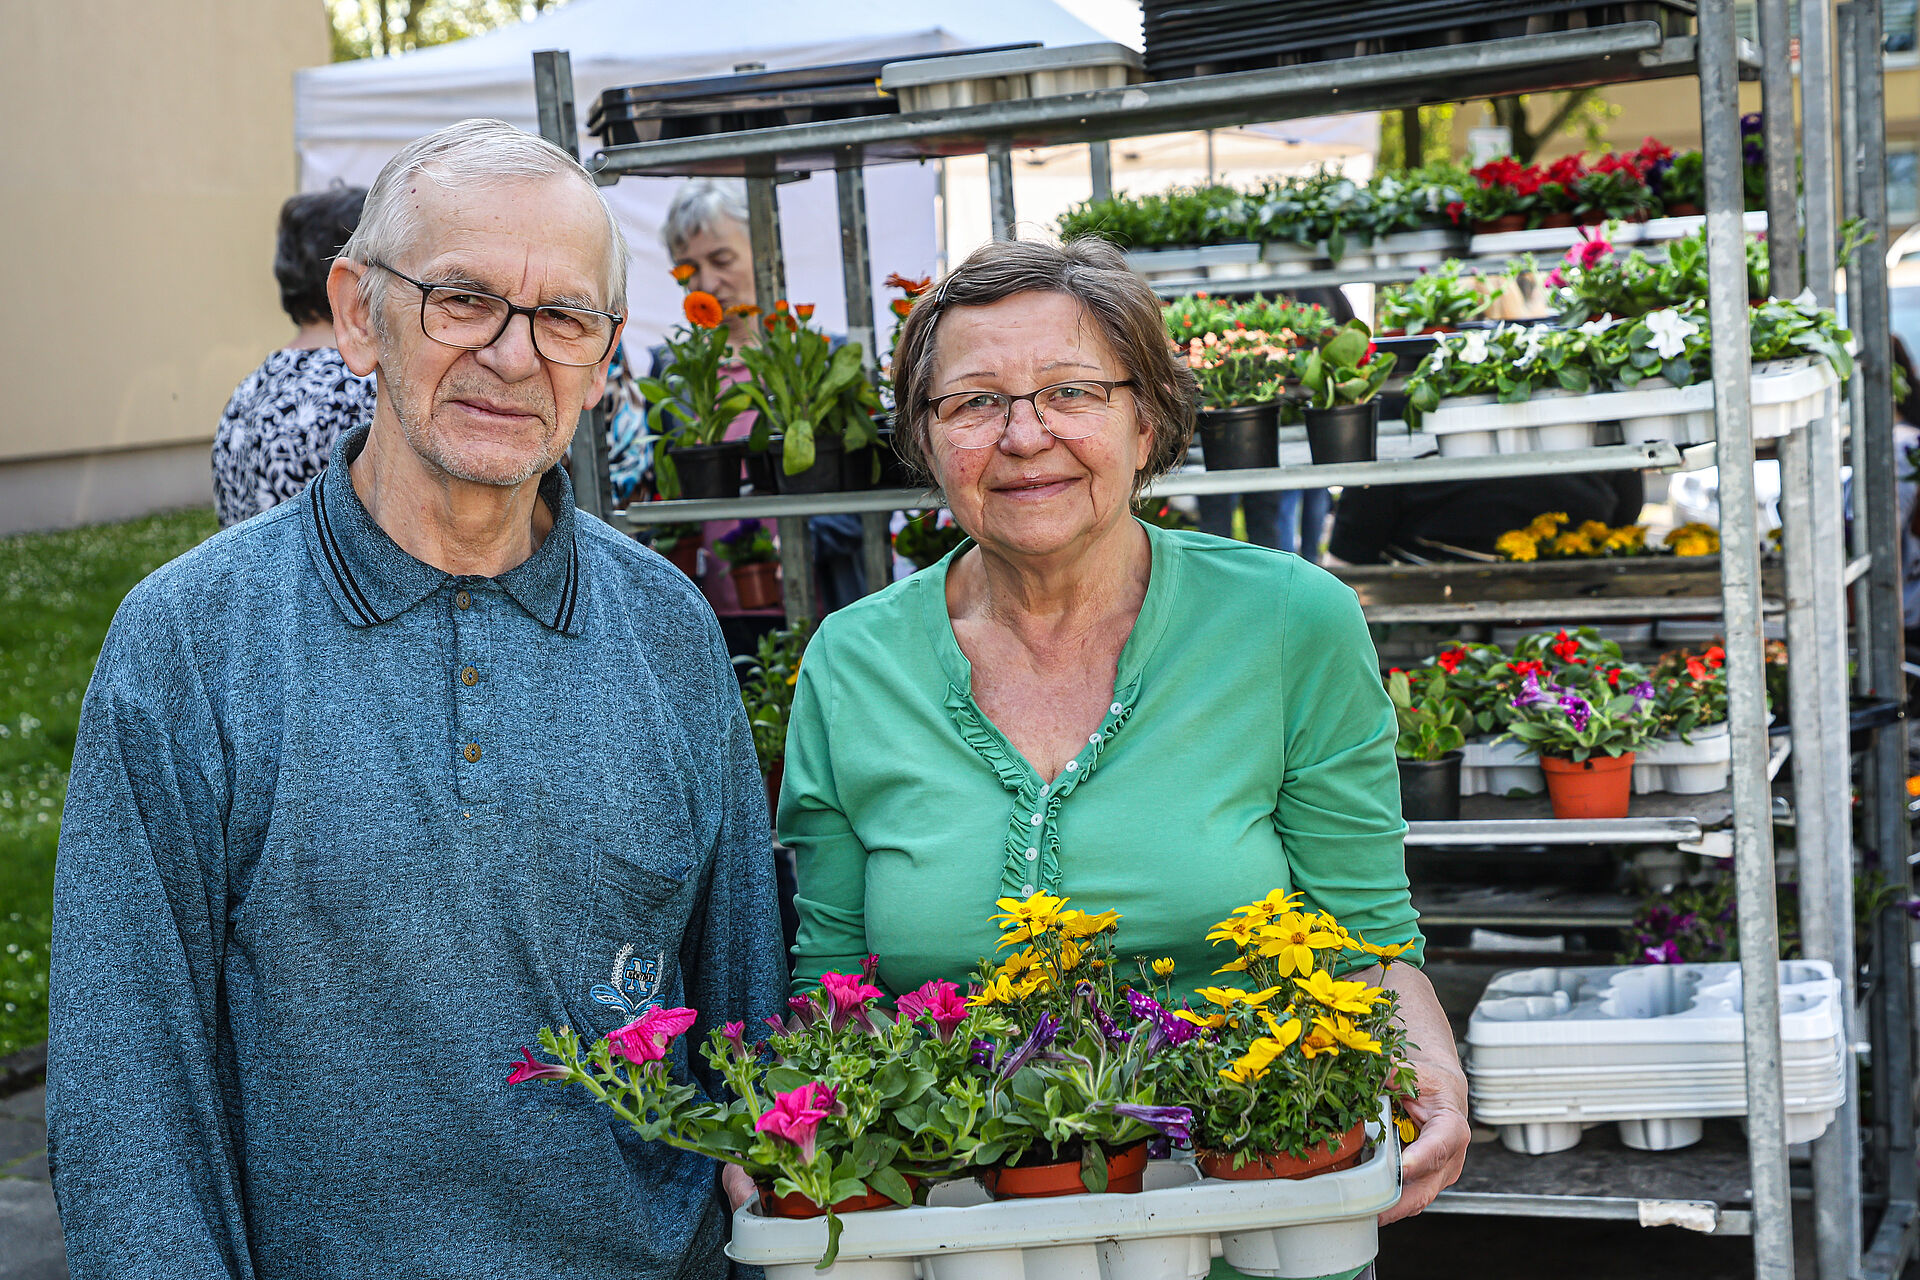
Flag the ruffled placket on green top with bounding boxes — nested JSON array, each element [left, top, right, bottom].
[[923, 530, 1176, 907]]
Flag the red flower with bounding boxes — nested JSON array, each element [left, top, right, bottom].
[[1508, 660, 1549, 680], [891, 297, 913, 318], [682, 290, 725, 330], [1550, 629, 1580, 661], [1704, 645, 1726, 668], [1446, 200, 1466, 224], [1545, 154, 1587, 186], [1607, 667, 1622, 686], [1686, 657, 1709, 680], [1577, 237, 1615, 270], [1437, 648, 1466, 674]]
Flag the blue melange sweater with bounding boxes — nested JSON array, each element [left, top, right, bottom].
[[47, 424, 784, 1279]]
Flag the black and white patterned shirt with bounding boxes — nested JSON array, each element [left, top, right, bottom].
[[212, 347, 376, 527]]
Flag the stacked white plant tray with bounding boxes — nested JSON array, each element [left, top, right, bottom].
[[727, 1113, 1401, 1280], [879, 44, 1143, 112], [1124, 229, 1467, 283], [1459, 721, 1731, 797], [1466, 961, 1846, 1155], [1420, 358, 1839, 457]]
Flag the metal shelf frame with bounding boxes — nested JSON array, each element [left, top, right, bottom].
[[536, 10, 1912, 1276]]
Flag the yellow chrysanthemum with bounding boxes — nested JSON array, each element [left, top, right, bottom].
[[1254, 912, 1342, 976], [1549, 530, 1595, 558], [1298, 1022, 1341, 1059], [1396, 1114, 1420, 1143], [1000, 949, 1039, 979], [1151, 957, 1177, 977], [1494, 529, 1539, 561], [1219, 1031, 1293, 1083], [1315, 1013, 1383, 1054], [1297, 969, 1386, 1015]]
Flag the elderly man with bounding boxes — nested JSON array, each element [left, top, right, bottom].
[[46, 119, 782, 1279]]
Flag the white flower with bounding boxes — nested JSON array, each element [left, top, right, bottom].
[[1513, 329, 1546, 369], [1578, 317, 1617, 336], [1457, 331, 1492, 365], [1644, 309, 1701, 360], [1791, 288, 1816, 307]]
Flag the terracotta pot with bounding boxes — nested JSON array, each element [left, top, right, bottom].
[[1198, 1122, 1369, 1181], [981, 1141, 1149, 1199], [1541, 751, 1635, 819], [660, 535, 702, 578], [730, 560, 782, 611], [1541, 212, 1576, 228], [1664, 201, 1704, 218], [1474, 214, 1529, 235], [760, 1176, 917, 1218]]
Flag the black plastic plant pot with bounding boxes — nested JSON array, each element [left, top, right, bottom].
[[667, 440, 747, 500], [769, 433, 847, 495], [1304, 401, 1379, 465], [1196, 402, 1281, 471], [1398, 752, 1463, 822], [744, 446, 777, 495]]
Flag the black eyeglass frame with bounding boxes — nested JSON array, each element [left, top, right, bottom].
[[924, 379, 1137, 447], [366, 259, 625, 368]]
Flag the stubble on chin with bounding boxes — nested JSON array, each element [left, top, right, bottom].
[[381, 366, 568, 488]]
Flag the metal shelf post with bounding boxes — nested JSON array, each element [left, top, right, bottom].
[[746, 168, 816, 626], [832, 149, 896, 596]]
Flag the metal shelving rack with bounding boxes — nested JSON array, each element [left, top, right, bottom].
[[535, 5, 1914, 1275]]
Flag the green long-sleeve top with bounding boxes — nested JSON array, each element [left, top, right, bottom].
[[778, 520, 1424, 1003]]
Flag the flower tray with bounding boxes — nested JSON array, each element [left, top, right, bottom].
[[880, 42, 1143, 112], [1459, 723, 1730, 797], [1465, 962, 1846, 1154], [1123, 229, 1465, 281], [1421, 358, 1839, 456], [726, 1112, 1401, 1280]]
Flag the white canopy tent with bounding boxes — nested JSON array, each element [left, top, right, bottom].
[[295, 0, 1138, 351]]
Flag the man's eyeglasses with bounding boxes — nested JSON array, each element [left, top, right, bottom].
[[367, 260, 623, 368], [926, 380, 1136, 450]]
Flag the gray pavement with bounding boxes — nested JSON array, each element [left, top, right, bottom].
[[0, 1081, 63, 1280]]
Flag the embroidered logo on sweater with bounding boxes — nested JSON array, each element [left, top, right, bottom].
[[590, 944, 665, 1018]]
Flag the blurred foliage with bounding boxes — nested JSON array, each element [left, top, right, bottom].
[[327, 0, 570, 61]]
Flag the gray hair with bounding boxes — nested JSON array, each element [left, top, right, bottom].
[[341, 118, 630, 326], [661, 178, 750, 257]]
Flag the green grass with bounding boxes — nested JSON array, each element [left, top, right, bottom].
[[0, 507, 220, 1059]]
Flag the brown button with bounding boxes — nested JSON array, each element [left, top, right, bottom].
[[463, 743, 482, 763], [461, 666, 479, 687], [454, 590, 471, 610]]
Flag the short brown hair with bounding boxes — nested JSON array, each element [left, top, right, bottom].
[[891, 238, 1197, 492]]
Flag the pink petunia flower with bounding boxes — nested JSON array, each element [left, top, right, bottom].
[[755, 1082, 838, 1163], [1577, 237, 1614, 271], [819, 971, 885, 1031], [720, 1021, 748, 1059], [506, 1047, 569, 1085], [607, 1006, 699, 1064], [896, 979, 970, 1041]]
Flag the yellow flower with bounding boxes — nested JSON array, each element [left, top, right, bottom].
[[1298, 1022, 1341, 1059], [993, 892, 1068, 946], [1052, 939, 1086, 972], [1254, 912, 1342, 976], [1358, 938, 1417, 962], [1000, 949, 1039, 979], [1577, 520, 1609, 541], [968, 972, 1019, 1007], [1260, 1010, 1303, 1049], [1604, 524, 1648, 552], [1219, 1032, 1291, 1083], [1058, 909, 1121, 939], [1151, 957, 1177, 978], [1206, 916, 1262, 947], [1494, 529, 1539, 561], [1211, 955, 1252, 974], [1526, 511, 1569, 539], [1176, 1008, 1226, 1030], [1549, 530, 1595, 558], [1297, 969, 1385, 1015], [1315, 1013, 1383, 1054], [1196, 984, 1285, 1010], [1396, 1113, 1420, 1143]]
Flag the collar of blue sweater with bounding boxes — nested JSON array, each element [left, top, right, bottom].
[[302, 421, 587, 635]]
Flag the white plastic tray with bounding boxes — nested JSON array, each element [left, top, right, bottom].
[[727, 1114, 1402, 1280], [880, 43, 1143, 112], [1458, 724, 1731, 797], [1420, 359, 1839, 453], [1466, 961, 1840, 1050]]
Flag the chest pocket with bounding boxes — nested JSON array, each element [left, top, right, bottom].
[[571, 834, 703, 1036]]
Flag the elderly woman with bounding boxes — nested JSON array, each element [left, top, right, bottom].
[[212, 185, 375, 526], [777, 237, 1467, 1239]]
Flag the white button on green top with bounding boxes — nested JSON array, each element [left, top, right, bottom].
[[1065, 761, 1079, 771], [1110, 702, 1125, 714], [1021, 883, 1034, 895], [1029, 813, 1043, 825], [1025, 848, 1038, 861], [1089, 733, 1101, 743], [1039, 783, 1049, 795]]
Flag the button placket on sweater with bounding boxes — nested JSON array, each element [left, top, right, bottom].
[[451, 582, 495, 802]]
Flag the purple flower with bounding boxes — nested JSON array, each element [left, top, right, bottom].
[[786, 994, 818, 1028], [1740, 112, 1764, 137], [970, 1037, 998, 1069], [1093, 1005, 1130, 1045], [1629, 680, 1656, 701], [1905, 899, 1920, 921], [1510, 672, 1549, 710], [1558, 692, 1592, 732], [1744, 141, 1765, 168], [1111, 1102, 1195, 1147], [999, 1013, 1060, 1080], [1125, 988, 1195, 1052], [1643, 940, 1682, 964]]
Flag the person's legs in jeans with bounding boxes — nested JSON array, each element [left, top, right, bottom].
[[1299, 487, 1333, 559], [1239, 490, 1284, 549], [1275, 490, 1303, 554], [1196, 492, 1239, 540]]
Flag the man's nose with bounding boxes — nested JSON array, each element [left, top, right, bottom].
[[478, 310, 541, 379]]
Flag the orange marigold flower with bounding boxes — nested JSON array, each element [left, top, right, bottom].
[[774, 299, 790, 313], [728, 304, 760, 318], [885, 272, 934, 295], [683, 291, 725, 329], [670, 263, 697, 284], [795, 303, 816, 320], [891, 298, 914, 317]]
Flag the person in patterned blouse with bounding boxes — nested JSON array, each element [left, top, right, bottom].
[[212, 185, 376, 526]]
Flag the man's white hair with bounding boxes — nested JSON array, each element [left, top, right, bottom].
[[661, 178, 750, 258], [341, 118, 630, 323]]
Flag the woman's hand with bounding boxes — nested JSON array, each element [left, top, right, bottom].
[[721, 1163, 758, 1212], [1373, 963, 1471, 1224]]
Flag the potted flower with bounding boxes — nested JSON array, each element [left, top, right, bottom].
[[1453, 158, 1546, 234], [737, 300, 881, 492], [1651, 149, 1704, 217], [733, 618, 812, 812], [1499, 666, 1659, 819], [714, 518, 782, 610], [637, 269, 756, 499], [1570, 154, 1655, 225], [1296, 320, 1395, 464], [1648, 644, 1728, 743], [1375, 261, 1491, 337], [1387, 669, 1466, 821], [894, 508, 969, 570], [1152, 890, 1415, 1181], [648, 519, 706, 578], [963, 895, 1193, 1198], [1183, 330, 1291, 471]]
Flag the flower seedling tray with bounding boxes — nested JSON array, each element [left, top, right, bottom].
[[727, 1117, 1402, 1280], [1420, 359, 1838, 455], [1458, 723, 1731, 797], [1124, 242, 1263, 280], [881, 43, 1144, 112]]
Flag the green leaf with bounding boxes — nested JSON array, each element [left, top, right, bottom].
[[1079, 1142, 1109, 1194], [783, 420, 816, 475], [818, 1211, 844, 1271], [653, 450, 682, 500], [867, 1165, 913, 1206]]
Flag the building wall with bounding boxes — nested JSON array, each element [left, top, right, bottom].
[[0, 1, 327, 533]]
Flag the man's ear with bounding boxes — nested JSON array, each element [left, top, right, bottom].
[[328, 259, 380, 378]]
